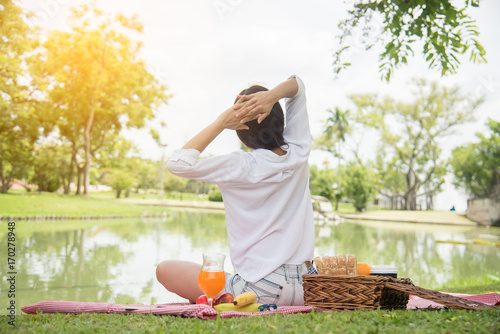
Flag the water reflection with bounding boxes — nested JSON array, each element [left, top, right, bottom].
[[0, 210, 499, 315]]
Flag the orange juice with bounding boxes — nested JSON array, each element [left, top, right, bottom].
[[197, 270, 226, 298]]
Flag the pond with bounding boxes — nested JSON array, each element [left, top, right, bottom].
[[1, 209, 499, 314]]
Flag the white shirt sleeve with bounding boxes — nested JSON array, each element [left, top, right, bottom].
[[166, 149, 245, 184], [283, 76, 311, 153]]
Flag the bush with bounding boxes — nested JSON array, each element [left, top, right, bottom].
[[110, 169, 136, 198], [344, 163, 376, 212], [208, 189, 223, 202]]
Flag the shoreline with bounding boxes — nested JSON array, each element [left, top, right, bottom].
[[339, 213, 479, 226], [2, 197, 487, 227]]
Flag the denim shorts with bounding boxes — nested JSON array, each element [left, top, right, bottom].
[[224, 263, 308, 306]]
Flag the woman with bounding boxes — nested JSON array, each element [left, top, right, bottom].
[[156, 75, 315, 306]]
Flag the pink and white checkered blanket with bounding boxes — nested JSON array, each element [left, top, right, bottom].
[[407, 292, 500, 309], [21, 301, 315, 319], [21, 293, 499, 319]]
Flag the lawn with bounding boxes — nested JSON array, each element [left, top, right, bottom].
[[3, 307, 498, 334], [0, 192, 171, 217]]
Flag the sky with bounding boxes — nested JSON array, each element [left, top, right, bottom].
[[20, 0, 500, 211]]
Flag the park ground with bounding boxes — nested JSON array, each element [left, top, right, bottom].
[[1, 191, 498, 333]]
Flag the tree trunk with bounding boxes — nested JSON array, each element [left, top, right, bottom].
[[65, 144, 77, 195], [76, 165, 84, 195], [406, 189, 417, 210], [337, 141, 342, 191], [83, 139, 91, 196], [0, 143, 8, 193], [405, 167, 419, 210], [426, 193, 434, 210], [116, 189, 121, 198]]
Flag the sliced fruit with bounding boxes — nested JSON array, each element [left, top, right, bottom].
[[215, 293, 234, 305], [196, 294, 208, 305]]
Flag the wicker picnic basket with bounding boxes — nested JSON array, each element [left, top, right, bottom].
[[303, 274, 412, 311], [303, 274, 494, 311]]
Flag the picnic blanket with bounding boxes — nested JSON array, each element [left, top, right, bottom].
[[21, 302, 315, 319], [407, 292, 500, 309], [21, 293, 500, 319]]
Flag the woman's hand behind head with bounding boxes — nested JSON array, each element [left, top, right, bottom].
[[234, 90, 278, 124], [216, 106, 250, 131]]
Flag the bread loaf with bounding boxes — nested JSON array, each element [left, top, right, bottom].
[[337, 254, 347, 275], [314, 256, 325, 275], [347, 254, 357, 276], [313, 254, 358, 276], [323, 255, 334, 275], [330, 255, 339, 275]]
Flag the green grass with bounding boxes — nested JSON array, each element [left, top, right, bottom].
[[0, 192, 171, 217], [439, 273, 500, 295], [2, 308, 499, 333], [91, 190, 209, 202]]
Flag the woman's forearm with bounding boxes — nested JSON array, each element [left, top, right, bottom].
[[181, 120, 224, 153], [268, 76, 299, 102], [181, 105, 248, 153]]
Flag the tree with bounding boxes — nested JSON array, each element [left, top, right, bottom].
[[450, 119, 500, 198], [109, 169, 135, 198], [351, 79, 481, 210], [335, 0, 486, 81], [0, 1, 40, 192], [164, 169, 187, 193], [34, 4, 169, 196], [344, 162, 376, 212], [31, 142, 72, 192], [309, 165, 338, 201], [315, 108, 350, 210], [373, 155, 406, 210]]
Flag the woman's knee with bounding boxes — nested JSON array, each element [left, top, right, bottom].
[[156, 260, 175, 285]]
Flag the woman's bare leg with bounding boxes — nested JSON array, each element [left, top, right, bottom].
[[156, 260, 203, 303]]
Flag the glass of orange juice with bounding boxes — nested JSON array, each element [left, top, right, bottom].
[[198, 253, 226, 307]]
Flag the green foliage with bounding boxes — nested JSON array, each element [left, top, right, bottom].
[[309, 165, 337, 200], [32, 3, 169, 195], [31, 143, 74, 192], [208, 188, 223, 202], [109, 169, 136, 198], [450, 119, 500, 198], [344, 162, 376, 212], [314, 108, 351, 208], [164, 170, 187, 192], [352, 79, 480, 210], [0, 1, 40, 192], [315, 108, 351, 158], [335, 0, 487, 81]]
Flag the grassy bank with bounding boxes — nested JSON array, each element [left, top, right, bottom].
[[3, 308, 499, 334], [0, 192, 172, 217]]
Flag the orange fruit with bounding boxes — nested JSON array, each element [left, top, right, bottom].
[[357, 262, 372, 275]]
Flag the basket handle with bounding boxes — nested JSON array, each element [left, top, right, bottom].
[[386, 282, 496, 311]]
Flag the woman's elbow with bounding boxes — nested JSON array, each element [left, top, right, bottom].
[[166, 160, 182, 175]]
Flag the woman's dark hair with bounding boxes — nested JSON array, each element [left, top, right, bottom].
[[235, 85, 286, 150]]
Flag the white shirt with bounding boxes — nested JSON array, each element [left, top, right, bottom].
[[167, 76, 315, 283]]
